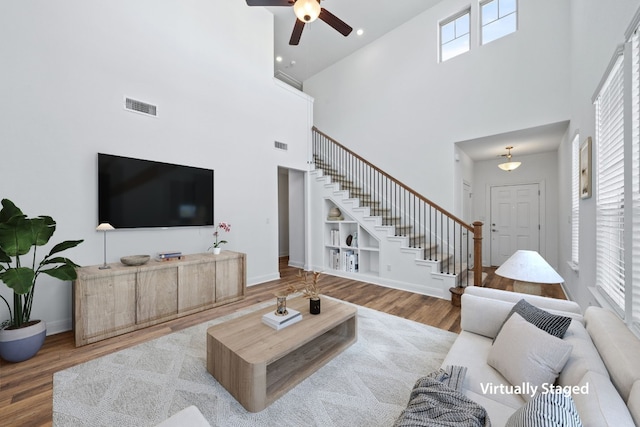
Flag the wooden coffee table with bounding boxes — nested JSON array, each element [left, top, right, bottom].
[[206, 297, 357, 412]]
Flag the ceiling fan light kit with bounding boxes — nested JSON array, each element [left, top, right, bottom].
[[498, 146, 521, 172], [294, 0, 321, 22], [246, 0, 352, 45]]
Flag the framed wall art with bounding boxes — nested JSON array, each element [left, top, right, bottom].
[[580, 137, 592, 199]]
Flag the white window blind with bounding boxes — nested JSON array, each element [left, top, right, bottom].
[[630, 28, 640, 328], [571, 134, 580, 267], [595, 53, 626, 312]]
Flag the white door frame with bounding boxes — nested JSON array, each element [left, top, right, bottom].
[[486, 179, 547, 265], [462, 180, 472, 267]]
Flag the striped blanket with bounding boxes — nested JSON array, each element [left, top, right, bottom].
[[393, 366, 491, 427]]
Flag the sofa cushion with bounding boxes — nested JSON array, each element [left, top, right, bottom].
[[585, 306, 640, 401], [464, 286, 583, 315], [441, 330, 526, 409], [461, 293, 515, 339], [460, 293, 584, 340], [571, 371, 636, 427], [506, 391, 583, 427], [496, 299, 572, 340], [627, 380, 640, 426], [488, 313, 573, 401], [557, 319, 609, 387]]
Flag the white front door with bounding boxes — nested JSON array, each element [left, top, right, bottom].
[[490, 183, 540, 266]]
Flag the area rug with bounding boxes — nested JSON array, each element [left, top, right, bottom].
[[53, 299, 457, 427]]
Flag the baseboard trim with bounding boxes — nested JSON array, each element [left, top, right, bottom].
[[288, 260, 305, 269], [248, 273, 281, 287], [46, 318, 72, 336]]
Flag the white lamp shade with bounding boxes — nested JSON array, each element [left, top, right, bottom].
[[498, 161, 521, 171], [294, 0, 321, 23], [495, 250, 563, 284], [96, 223, 115, 231]]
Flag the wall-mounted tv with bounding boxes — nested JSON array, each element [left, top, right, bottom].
[[98, 153, 214, 228]]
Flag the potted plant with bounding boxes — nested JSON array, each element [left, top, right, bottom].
[[297, 270, 322, 314], [0, 199, 83, 362], [209, 221, 231, 254]]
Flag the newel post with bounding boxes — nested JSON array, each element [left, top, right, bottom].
[[473, 221, 483, 287]]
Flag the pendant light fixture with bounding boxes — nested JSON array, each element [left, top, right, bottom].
[[498, 146, 521, 172]]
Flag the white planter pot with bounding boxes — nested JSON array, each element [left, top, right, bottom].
[[0, 320, 46, 363], [212, 247, 222, 255]]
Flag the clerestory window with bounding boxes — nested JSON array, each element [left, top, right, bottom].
[[481, 0, 518, 45], [440, 9, 470, 62]]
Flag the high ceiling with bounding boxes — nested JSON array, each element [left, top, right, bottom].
[[264, 0, 444, 84], [254, 1, 567, 159]]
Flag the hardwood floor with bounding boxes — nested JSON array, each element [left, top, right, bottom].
[[0, 259, 565, 426]]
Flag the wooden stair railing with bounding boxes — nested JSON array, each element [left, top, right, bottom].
[[312, 127, 484, 287]]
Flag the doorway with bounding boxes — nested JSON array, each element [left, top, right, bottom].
[[490, 183, 540, 266], [277, 167, 306, 272]]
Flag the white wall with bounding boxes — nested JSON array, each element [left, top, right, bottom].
[[474, 151, 560, 269], [0, 0, 312, 334], [305, 0, 571, 214], [556, 0, 640, 309]]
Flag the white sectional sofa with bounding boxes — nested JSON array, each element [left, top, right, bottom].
[[441, 286, 640, 426]]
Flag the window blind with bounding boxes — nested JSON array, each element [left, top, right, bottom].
[[571, 134, 580, 267], [630, 29, 640, 328], [595, 53, 626, 312]]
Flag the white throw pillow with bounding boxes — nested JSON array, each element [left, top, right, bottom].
[[488, 312, 573, 401]]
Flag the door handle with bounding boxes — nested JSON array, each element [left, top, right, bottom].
[[492, 229, 498, 232]]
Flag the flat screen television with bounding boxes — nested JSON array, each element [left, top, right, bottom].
[[98, 153, 214, 228]]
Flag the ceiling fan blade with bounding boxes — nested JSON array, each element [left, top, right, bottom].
[[289, 19, 305, 45], [246, 0, 292, 6], [319, 8, 353, 37]]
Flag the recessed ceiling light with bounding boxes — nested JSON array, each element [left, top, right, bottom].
[[276, 56, 283, 62], [356, 29, 364, 36]]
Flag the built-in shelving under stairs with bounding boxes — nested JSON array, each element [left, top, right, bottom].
[[309, 168, 469, 300]]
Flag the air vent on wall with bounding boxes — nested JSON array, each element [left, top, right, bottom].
[[274, 141, 288, 151], [125, 97, 157, 117]]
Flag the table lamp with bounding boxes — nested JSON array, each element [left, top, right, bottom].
[[96, 223, 115, 269], [494, 250, 563, 295]]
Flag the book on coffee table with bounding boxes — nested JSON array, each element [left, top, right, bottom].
[[262, 308, 302, 330]]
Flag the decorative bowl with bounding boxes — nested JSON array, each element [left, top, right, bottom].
[[120, 255, 150, 266]]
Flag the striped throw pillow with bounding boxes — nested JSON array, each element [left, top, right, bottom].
[[497, 299, 572, 340], [507, 391, 583, 427]]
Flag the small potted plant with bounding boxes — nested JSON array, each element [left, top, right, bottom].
[[0, 199, 83, 362], [297, 270, 322, 314], [209, 221, 231, 254]]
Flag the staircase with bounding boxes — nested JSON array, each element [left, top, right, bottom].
[[308, 127, 483, 300]]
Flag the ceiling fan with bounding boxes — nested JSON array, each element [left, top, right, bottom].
[[246, 0, 353, 45]]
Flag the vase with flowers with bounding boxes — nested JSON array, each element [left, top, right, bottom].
[[297, 270, 322, 314], [209, 221, 231, 254]]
